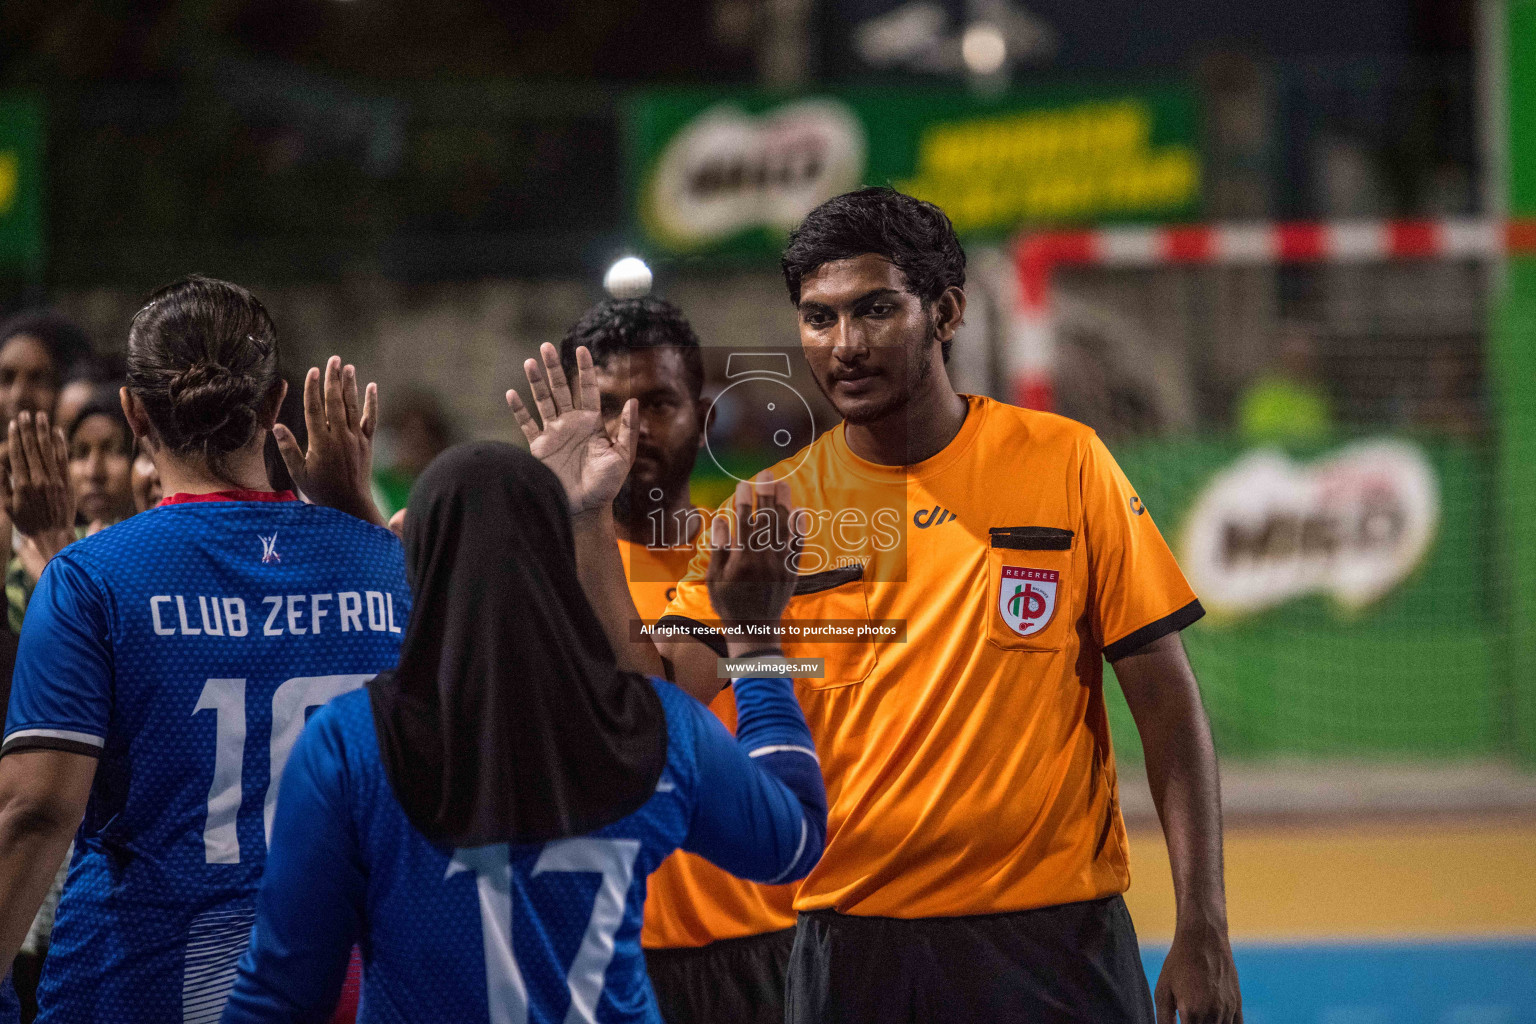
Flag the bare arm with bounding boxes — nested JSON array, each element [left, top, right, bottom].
[[656, 638, 723, 704], [572, 508, 666, 679], [1113, 631, 1241, 1024], [654, 603, 783, 702], [507, 343, 667, 680], [0, 749, 95, 967]]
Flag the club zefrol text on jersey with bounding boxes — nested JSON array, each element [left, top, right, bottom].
[[148, 591, 405, 638]]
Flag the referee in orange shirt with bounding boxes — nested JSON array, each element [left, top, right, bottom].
[[556, 297, 800, 1024], [656, 188, 1242, 1023]]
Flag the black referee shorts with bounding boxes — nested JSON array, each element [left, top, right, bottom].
[[786, 895, 1155, 1024], [645, 926, 795, 1024]]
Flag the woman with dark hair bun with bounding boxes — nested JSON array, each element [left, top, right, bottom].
[[0, 275, 409, 1024], [124, 276, 285, 484]]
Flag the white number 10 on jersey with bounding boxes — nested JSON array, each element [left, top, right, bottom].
[[194, 674, 372, 863]]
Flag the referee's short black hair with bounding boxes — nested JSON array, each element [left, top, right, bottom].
[[559, 297, 704, 401], [781, 187, 966, 360]]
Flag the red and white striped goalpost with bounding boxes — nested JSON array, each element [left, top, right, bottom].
[[1007, 218, 1536, 411]]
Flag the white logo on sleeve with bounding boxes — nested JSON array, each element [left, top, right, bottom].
[[259, 533, 281, 565]]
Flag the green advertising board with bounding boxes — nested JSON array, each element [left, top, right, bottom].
[[0, 96, 43, 277], [626, 85, 1201, 257], [1098, 435, 1503, 764], [1495, 0, 1536, 762]]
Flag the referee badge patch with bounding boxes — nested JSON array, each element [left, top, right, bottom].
[[998, 567, 1059, 637]]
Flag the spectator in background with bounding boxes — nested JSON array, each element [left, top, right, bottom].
[[7, 398, 136, 666], [0, 412, 71, 636], [0, 312, 93, 427], [1237, 323, 1333, 444], [0, 313, 94, 1022], [54, 354, 128, 434], [372, 389, 452, 516], [0, 411, 75, 1023], [67, 400, 136, 532], [131, 439, 162, 512]]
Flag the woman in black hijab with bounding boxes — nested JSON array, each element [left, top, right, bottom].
[[226, 349, 826, 1024], [368, 440, 669, 846]]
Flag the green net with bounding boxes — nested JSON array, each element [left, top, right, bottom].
[[1038, 260, 1517, 765]]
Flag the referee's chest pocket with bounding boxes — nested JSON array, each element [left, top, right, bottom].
[[785, 564, 877, 690], [985, 527, 1075, 653]]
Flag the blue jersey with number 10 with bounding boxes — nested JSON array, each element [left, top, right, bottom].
[[2, 494, 410, 1024]]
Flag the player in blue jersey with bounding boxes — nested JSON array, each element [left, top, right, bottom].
[[0, 276, 409, 1024], [223, 346, 826, 1024]]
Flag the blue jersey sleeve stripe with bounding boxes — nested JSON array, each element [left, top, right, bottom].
[[748, 744, 819, 761], [766, 818, 809, 885], [679, 674, 827, 883]]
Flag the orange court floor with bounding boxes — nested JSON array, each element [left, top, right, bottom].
[[1122, 813, 1536, 942]]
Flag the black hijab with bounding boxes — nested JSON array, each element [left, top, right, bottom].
[[368, 442, 668, 848]]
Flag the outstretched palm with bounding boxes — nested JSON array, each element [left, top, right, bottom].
[[507, 342, 637, 516], [275, 356, 386, 528]]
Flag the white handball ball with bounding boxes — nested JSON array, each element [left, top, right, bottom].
[[604, 257, 653, 300]]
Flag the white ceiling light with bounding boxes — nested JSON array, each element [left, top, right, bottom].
[[603, 257, 653, 299], [961, 22, 1008, 76]]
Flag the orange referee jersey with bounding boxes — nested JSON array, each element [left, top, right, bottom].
[[659, 395, 1202, 919], [619, 536, 799, 949]]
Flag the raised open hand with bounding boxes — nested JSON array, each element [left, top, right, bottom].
[[1, 411, 75, 541], [506, 343, 637, 517], [274, 356, 386, 528]]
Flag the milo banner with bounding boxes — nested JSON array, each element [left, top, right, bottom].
[[1102, 435, 1499, 763], [1180, 439, 1440, 617], [626, 85, 1201, 257]]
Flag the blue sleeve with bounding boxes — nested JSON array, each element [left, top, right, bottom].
[[222, 709, 363, 1024], [680, 674, 827, 884], [2, 555, 112, 758], [0, 970, 18, 1024]]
